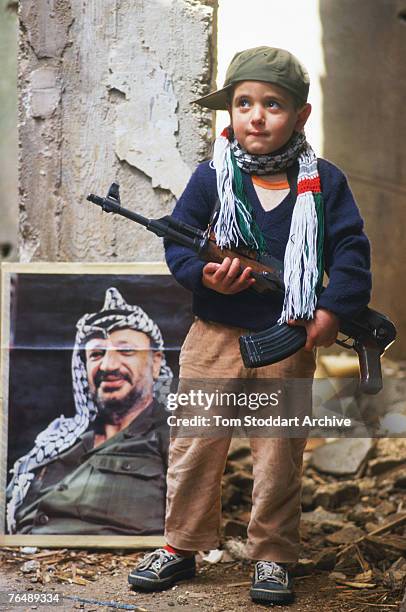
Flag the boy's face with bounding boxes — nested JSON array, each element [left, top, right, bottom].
[[229, 81, 311, 156]]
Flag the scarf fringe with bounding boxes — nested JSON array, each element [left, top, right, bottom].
[[278, 149, 323, 322], [212, 128, 324, 324], [213, 132, 261, 249], [278, 190, 319, 322], [213, 133, 245, 248]]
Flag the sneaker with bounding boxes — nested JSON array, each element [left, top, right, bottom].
[[128, 548, 196, 592], [250, 560, 294, 605]]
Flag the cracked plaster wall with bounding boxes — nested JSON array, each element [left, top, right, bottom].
[[0, 0, 18, 261], [19, 0, 216, 261]]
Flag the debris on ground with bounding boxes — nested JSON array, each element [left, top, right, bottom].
[[220, 433, 406, 609], [1, 356, 405, 610], [310, 437, 374, 475]]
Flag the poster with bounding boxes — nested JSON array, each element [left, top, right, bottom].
[[0, 262, 193, 548]]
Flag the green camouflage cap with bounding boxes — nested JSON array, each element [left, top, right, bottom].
[[194, 46, 310, 110]]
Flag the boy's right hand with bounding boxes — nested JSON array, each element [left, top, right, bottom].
[[202, 257, 255, 294]]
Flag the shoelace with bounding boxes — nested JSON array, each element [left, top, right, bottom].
[[136, 548, 178, 572], [256, 561, 288, 586]]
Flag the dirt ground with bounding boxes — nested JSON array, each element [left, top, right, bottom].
[[2, 433, 405, 611], [0, 548, 404, 612]]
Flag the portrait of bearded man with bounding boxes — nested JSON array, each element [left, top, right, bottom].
[[6, 287, 173, 536]]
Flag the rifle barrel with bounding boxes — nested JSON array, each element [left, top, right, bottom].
[[87, 193, 202, 250], [87, 194, 150, 228]]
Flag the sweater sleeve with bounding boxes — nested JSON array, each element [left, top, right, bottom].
[[316, 160, 372, 319], [164, 162, 216, 296]]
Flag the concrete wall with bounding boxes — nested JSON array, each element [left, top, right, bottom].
[[17, 0, 406, 357], [320, 0, 406, 359], [0, 0, 18, 261], [18, 0, 216, 262]]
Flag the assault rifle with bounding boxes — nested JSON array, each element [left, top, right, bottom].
[[87, 182, 396, 395]]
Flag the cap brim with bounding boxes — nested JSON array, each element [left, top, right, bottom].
[[192, 84, 233, 110]]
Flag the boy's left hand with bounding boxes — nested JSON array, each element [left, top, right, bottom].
[[288, 308, 339, 351]]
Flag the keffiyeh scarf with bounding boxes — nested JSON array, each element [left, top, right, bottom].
[[211, 127, 324, 322], [6, 287, 173, 533]]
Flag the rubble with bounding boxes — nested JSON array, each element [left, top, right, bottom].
[[367, 455, 406, 475], [394, 473, 406, 489], [222, 539, 249, 561], [301, 506, 350, 537], [313, 548, 337, 571], [334, 546, 362, 574], [375, 500, 397, 517], [363, 535, 406, 565], [383, 557, 406, 593], [310, 438, 374, 475], [358, 476, 377, 495], [301, 476, 317, 510], [294, 558, 315, 576], [329, 571, 348, 581], [313, 481, 360, 509], [201, 550, 224, 564], [20, 546, 39, 554], [221, 483, 242, 509], [347, 503, 377, 525], [223, 519, 247, 538], [218, 435, 406, 608], [225, 470, 253, 491], [0, 427, 404, 611], [378, 412, 406, 435], [315, 353, 360, 378], [326, 525, 366, 545], [300, 506, 345, 525], [334, 577, 377, 589], [21, 560, 41, 573], [226, 441, 252, 464]]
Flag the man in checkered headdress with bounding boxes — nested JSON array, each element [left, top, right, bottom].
[[7, 287, 172, 535]]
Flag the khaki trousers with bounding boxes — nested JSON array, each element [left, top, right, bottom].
[[165, 318, 316, 562]]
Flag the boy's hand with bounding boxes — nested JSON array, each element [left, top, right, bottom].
[[288, 308, 339, 351], [202, 257, 255, 294]]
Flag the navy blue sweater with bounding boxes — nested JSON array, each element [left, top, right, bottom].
[[164, 159, 371, 331]]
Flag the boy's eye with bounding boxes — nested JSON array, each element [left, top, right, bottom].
[[266, 99, 281, 109], [235, 97, 281, 110], [236, 97, 250, 108]]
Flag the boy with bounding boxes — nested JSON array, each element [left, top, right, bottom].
[[128, 47, 371, 605]]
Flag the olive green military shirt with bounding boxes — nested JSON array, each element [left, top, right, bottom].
[[14, 402, 169, 535]]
